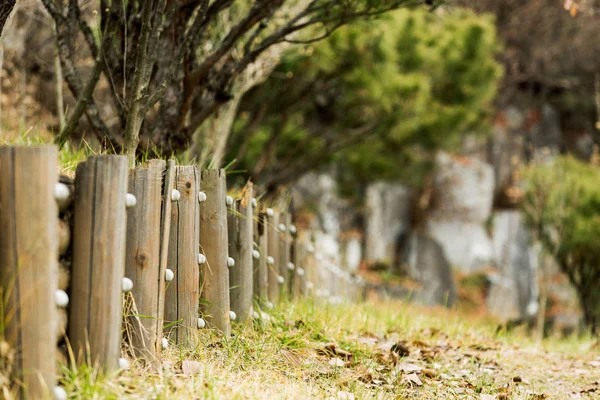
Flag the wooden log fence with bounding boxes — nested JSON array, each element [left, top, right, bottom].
[[0, 144, 365, 397]]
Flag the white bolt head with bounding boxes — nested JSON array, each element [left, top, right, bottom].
[[260, 311, 271, 321], [118, 358, 130, 369], [252, 250, 260, 259], [229, 310, 237, 321], [53, 386, 67, 400], [297, 268, 305, 276], [278, 223, 286, 232], [266, 256, 275, 265], [54, 183, 70, 202], [252, 311, 260, 319], [198, 191, 207, 203], [226, 196, 234, 206], [55, 290, 69, 308], [307, 244, 315, 253], [122, 277, 133, 292], [287, 262, 295, 271], [251, 197, 257, 208], [227, 257, 235, 267], [277, 275, 285, 284], [161, 337, 169, 350], [266, 208, 274, 217], [307, 281, 314, 289], [198, 253, 206, 265], [165, 269, 174, 282], [171, 189, 181, 201], [289, 225, 297, 234], [265, 301, 274, 310], [197, 318, 206, 329], [125, 193, 137, 208]]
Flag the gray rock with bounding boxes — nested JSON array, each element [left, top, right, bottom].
[[364, 182, 412, 264], [487, 211, 539, 321], [404, 232, 456, 307]]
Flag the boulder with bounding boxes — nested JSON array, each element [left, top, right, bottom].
[[487, 211, 539, 321], [365, 182, 412, 264], [404, 232, 456, 307]]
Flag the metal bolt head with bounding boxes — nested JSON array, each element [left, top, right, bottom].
[[197, 318, 206, 329], [266, 208, 274, 217], [165, 269, 174, 282], [122, 277, 133, 292], [251, 197, 257, 208], [125, 193, 137, 208], [198, 253, 206, 265], [229, 310, 237, 321], [55, 290, 69, 308], [171, 189, 181, 201], [226, 196, 234, 206], [54, 183, 70, 202], [118, 358, 130, 369], [287, 262, 295, 271], [161, 337, 169, 350], [252, 250, 260, 259], [227, 257, 235, 267], [277, 275, 285, 284], [198, 191, 207, 203], [278, 223, 286, 232], [267, 256, 275, 265]]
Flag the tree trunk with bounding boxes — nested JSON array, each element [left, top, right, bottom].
[[0, 0, 15, 38]]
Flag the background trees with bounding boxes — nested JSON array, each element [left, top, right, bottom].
[[226, 8, 501, 189], [36, 0, 440, 164], [522, 156, 600, 334]]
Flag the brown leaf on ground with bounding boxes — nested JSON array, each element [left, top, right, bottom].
[[391, 340, 410, 357], [280, 349, 304, 367], [422, 368, 437, 378], [328, 357, 346, 368], [181, 360, 203, 375], [318, 343, 353, 361], [397, 362, 423, 373], [403, 373, 423, 387]]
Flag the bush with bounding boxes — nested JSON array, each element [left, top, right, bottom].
[[521, 156, 600, 334]]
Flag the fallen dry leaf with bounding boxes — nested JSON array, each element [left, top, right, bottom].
[[403, 373, 423, 387], [181, 360, 203, 375], [319, 343, 353, 360], [329, 357, 346, 368], [422, 368, 437, 378], [391, 341, 410, 357], [397, 362, 422, 373]]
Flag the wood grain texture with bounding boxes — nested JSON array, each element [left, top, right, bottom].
[[125, 159, 167, 362], [0, 145, 58, 398], [199, 169, 230, 335], [165, 166, 200, 347], [228, 184, 253, 323], [70, 155, 128, 372], [279, 212, 291, 300], [266, 212, 280, 304], [253, 211, 268, 304]]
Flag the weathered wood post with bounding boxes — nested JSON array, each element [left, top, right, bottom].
[[228, 184, 254, 323], [0, 146, 58, 398], [266, 210, 280, 304], [200, 169, 231, 335], [305, 239, 316, 298], [294, 238, 307, 299], [165, 166, 200, 347], [279, 212, 292, 300], [253, 211, 268, 304], [125, 160, 174, 361], [69, 155, 128, 371]]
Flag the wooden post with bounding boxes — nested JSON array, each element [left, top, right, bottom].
[[279, 212, 291, 300], [0, 146, 58, 398], [266, 211, 280, 304], [200, 169, 230, 335], [294, 239, 307, 299], [125, 160, 174, 362], [228, 184, 254, 323], [253, 211, 268, 304], [69, 155, 128, 372], [165, 166, 200, 347]]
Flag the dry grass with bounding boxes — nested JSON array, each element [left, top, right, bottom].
[[56, 299, 599, 399]]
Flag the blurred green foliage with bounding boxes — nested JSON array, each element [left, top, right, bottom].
[[228, 8, 502, 190], [521, 156, 600, 333]]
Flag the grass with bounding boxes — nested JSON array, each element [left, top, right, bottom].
[[56, 299, 599, 399]]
